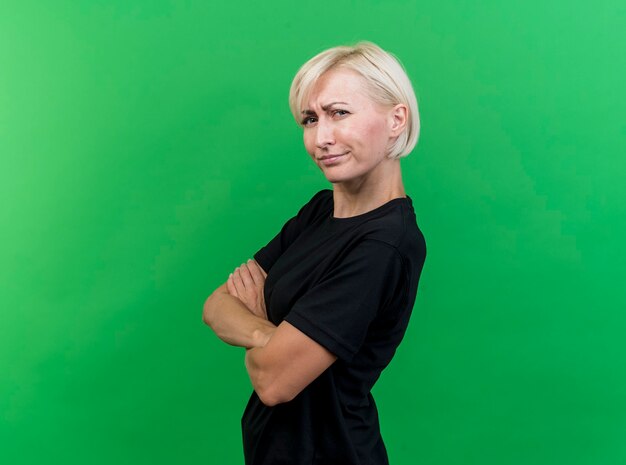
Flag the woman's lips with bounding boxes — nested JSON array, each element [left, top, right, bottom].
[[320, 153, 347, 166]]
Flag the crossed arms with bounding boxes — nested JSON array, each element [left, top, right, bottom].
[[202, 259, 338, 407]]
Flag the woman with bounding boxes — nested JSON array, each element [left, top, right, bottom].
[[203, 41, 427, 465]]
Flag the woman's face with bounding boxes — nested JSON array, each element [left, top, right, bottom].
[[301, 68, 399, 185]]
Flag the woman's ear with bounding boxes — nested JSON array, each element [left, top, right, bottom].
[[389, 104, 408, 137]]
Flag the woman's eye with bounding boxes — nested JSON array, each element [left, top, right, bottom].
[[333, 109, 349, 117], [302, 117, 317, 126]]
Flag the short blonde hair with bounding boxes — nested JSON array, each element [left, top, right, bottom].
[[289, 41, 420, 159]]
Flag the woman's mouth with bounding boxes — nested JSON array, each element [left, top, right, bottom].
[[319, 152, 348, 166]]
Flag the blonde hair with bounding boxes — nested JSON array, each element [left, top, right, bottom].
[[288, 41, 420, 159]]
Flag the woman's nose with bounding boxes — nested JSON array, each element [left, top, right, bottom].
[[315, 119, 335, 148]]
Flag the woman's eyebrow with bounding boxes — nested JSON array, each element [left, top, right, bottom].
[[322, 101, 348, 110], [302, 101, 349, 115]]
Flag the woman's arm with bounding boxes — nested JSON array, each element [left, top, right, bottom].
[[205, 261, 337, 406], [202, 282, 277, 349], [245, 321, 337, 407], [226, 263, 337, 406]]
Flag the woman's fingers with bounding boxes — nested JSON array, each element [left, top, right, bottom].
[[224, 260, 267, 318], [232, 267, 246, 295], [247, 259, 266, 285], [227, 272, 239, 297], [258, 261, 268, 278], [238, 263, 255, 290]]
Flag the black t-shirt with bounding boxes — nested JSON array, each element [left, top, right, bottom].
[[243, 189, 427, 465]]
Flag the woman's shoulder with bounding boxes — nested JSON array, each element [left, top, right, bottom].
[[309, 188, 333, 204], [296, 189, 333, 220], [356, 198, 426, 260]]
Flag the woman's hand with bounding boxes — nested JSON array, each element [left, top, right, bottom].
[[227, 259, 268, 320]]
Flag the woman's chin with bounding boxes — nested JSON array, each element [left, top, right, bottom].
[[321, 166, 362, 184], [320, 165, 347, 183], [325, 175, 353, 185]]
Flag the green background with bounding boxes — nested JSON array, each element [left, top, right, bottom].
[[1, 1, 624, 464]]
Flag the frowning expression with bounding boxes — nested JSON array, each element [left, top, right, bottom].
[[301, 68, 397, 185]]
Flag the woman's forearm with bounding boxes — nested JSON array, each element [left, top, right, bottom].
[[203, 290, 276, 349]]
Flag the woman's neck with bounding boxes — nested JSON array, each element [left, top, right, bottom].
[[331, 161, 406, 218]]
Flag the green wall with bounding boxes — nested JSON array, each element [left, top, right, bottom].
[[1, 1, 624, 464]]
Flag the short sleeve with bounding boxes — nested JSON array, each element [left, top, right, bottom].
[[253, 190, 330, 274], [284, 240, 405, 362]]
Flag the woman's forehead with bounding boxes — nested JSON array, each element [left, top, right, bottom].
[[304, 69, 369, 110]]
